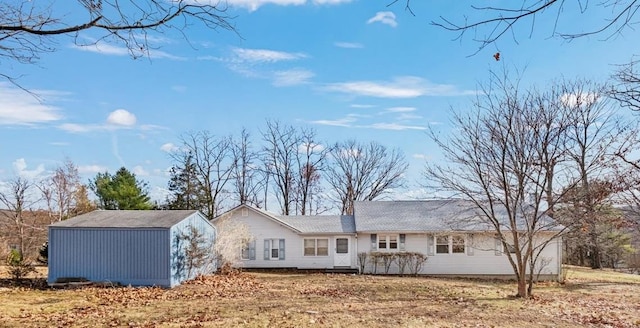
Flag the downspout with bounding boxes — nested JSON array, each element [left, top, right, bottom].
[[354, 233, 358, 271]]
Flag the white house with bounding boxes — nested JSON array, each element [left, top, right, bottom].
[[216, 200, 563, 280], [216, 205, 357, 270]]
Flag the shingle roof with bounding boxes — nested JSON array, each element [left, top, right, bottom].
[[49, 210, 199, 229], [353, 200, 560, 232], [275, 215, 356, 234]]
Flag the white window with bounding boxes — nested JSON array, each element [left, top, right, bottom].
[[241, 244, 250, 260], [452, 236, 465, 253], [241, 240, 255, 260], [435, 235, 466, 254], [377, 234, 399, 250], [304, 238, 329, 256], [436, 236, 449, 254], [269, 239, 279, 259]]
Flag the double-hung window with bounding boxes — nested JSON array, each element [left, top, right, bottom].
[[264, 239, 285, 260], [377, 234, 399, 250], [435, 235, 466, 254], [304, 238, 329, 256], [436, 236, 450, 254]]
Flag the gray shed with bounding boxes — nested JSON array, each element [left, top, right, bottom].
[[48, 210, 216, 287]]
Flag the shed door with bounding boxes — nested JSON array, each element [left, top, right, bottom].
[[333, 238, 351, 267]]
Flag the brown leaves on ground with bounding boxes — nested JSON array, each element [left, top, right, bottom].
[[1, 267, 640, 327]]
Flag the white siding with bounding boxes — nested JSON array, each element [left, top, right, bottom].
[[357, 232, 561, 277], [226, 209, 356, 269]]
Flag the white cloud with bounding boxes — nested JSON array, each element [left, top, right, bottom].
[[132, 165, 149, 176], [309, 115, 358, 127], [298, 142, 326, 153], [78, 165, 108, 174], [0, 83, 64, 125], [386, 106, 416, 112], [160, 143, 179, 153], [273, 69, 315, 86], [12, 158, 45, 179], [560, 92, 599, 108], [334, 42, 363, 49], [413, 154, 429, 160], [58, 123, 95, 133], [367, 122, 426, 130], [232, 48, 307, 63], [71, 42, 184, 60], [350, 104, 375, 109], [107, 109, 137, 126], [324, 76, 474, 98], [367, 11, 398, 28], [223, 0, 351, 11]]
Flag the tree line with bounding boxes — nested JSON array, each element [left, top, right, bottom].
[[162, 121, 408, 219]]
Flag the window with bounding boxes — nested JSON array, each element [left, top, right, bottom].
[[336, 238, 348, 254], [377, 234, 399, 250], [495, 237, 517, 255], [436, 236, 449, 254], [241, 240, 255, 260], [435, 235, 466, 254], [452, 236, 465, 253], [241, 244, 250, 260], [304, 238, 329, 256], [264, 239, 285, 260], [269, 239, 279, 259]]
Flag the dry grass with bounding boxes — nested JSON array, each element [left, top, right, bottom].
[[0, 266, 639, 327]]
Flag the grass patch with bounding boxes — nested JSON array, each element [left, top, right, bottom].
[[0, 266, 639, 327]]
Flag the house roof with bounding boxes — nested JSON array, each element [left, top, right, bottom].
[[49, 210, 200, 229], [275, 215, 356, 234], [215, 204, 356, 234], [353, 200, 561, 232]]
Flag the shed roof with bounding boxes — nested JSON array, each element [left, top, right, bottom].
[[50, 210, 200, 229], [275, 215, 356, 234]]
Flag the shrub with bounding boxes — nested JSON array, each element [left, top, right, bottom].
[[357, 252, 368, 274], [6, 249, 36, 281], [407, 252, 428, 276]]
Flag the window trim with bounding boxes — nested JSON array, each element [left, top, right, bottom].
[[269, 239, 279, 259], [303, 238, 329, 257], [434, 235, 466, 255], [377, 234, 400, 251]]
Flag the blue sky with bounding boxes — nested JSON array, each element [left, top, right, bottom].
[[1, 0, 639, 202]]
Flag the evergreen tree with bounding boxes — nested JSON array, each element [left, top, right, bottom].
[[90, 167, 152, 210], [166, 154, 206, 211]]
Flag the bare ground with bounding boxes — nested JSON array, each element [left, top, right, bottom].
[[0, 266, 639, 327]]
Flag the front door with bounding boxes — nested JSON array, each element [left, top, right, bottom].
[[333, 237, 351, 267]]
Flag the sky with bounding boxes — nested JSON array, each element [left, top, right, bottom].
[[1, 0, 640, 204]]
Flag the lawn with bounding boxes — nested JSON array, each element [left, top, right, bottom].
[[0, 266, 639, 327]]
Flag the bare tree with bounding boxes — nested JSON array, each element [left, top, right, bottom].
[[261, 120, 300, 215], [326, 140, 407, 215], [294, 128, 329, 215], [560, 81, 629, 269], [172, 131, 236, 219], [611, 59, 640, 111], [231, 128, 264, 208], [0, 176, 41, 258], [390, 1, 640, 53], [37, 158, 81, 223], [213, 213, 251, 273], [0, 0, 234, 82], [424, 72, 572, 298]]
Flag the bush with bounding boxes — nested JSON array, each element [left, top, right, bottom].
[[357, 252, 368, 274], [6, 249, 36, 281]]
